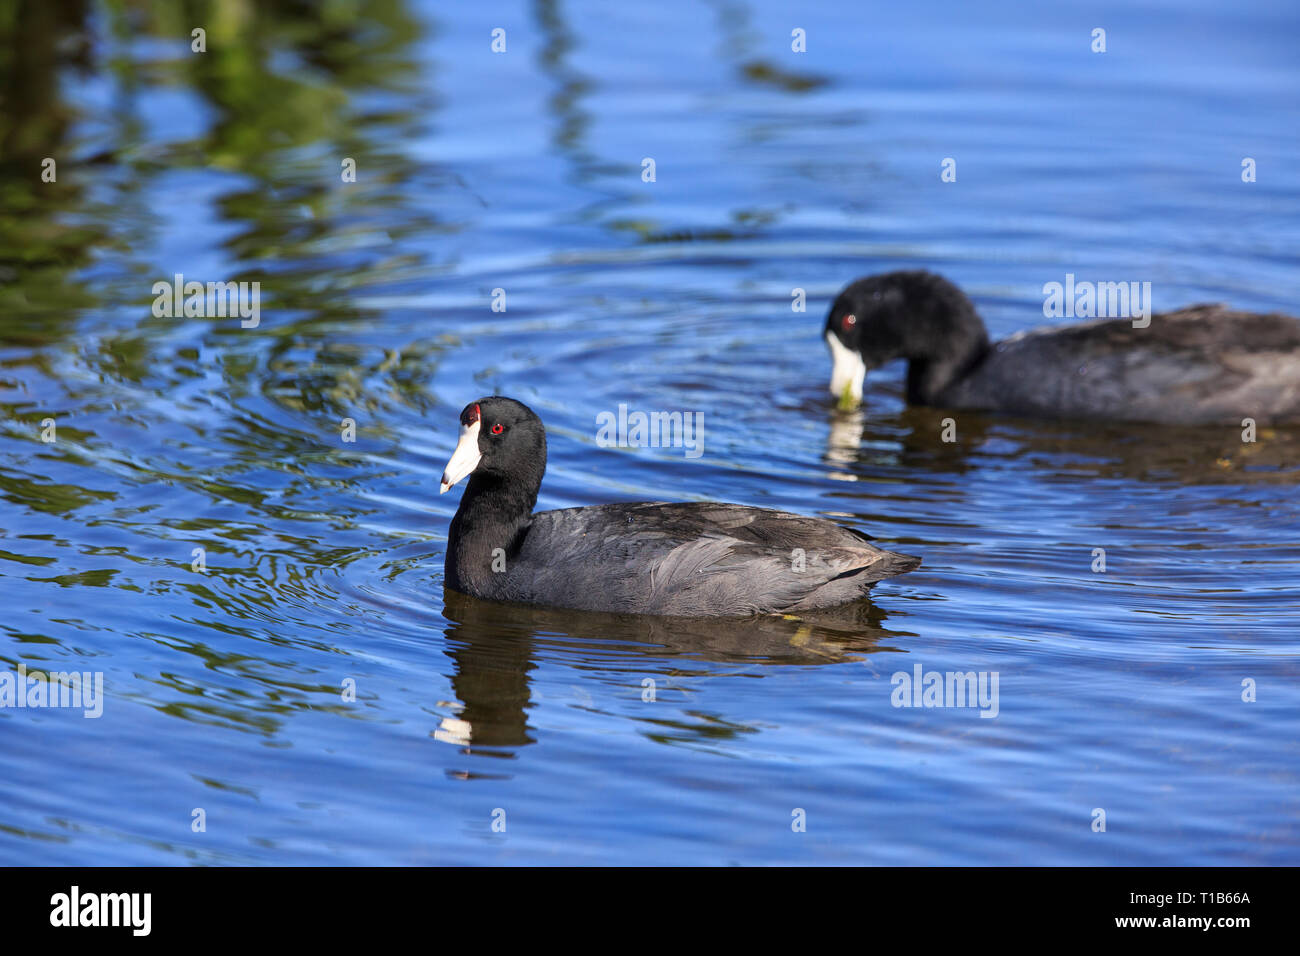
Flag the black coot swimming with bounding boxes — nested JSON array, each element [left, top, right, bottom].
[[825, 270, 1300, 425], [439, 397, 919, 616]]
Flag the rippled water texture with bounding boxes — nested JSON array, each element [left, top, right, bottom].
[[1, 0, 1298, 864]]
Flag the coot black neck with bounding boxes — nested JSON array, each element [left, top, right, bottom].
[[446, 469, 540, 595], [897, 275, 992, 404], [905, 337, 992, 405]]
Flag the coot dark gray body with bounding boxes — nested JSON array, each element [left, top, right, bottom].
[[825, 271, 1300, 425], [440, 397, 919, 616]]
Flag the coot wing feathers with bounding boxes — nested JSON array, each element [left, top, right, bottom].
[[507, 502, 919, 616], [947, 307, 1300, 424]]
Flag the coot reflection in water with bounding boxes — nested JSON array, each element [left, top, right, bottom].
[[437, 589, 904, 752], [822, 401, 1300, 486]]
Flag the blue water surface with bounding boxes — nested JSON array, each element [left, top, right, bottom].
[[0, 0, 1297, 864]]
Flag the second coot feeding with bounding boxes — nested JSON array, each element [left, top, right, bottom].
[[825, 270, 1300, 425]]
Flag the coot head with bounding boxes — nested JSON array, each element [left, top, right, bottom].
[[440, 396, 547, 496], [825, 270, 990, 407]]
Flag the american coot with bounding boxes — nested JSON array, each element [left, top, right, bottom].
[[825, 270, 1300, 425], [440, 397, 919, 616]]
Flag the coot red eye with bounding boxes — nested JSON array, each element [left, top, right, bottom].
[[841, 314, 857, 332], [491, 423, 504, 434]]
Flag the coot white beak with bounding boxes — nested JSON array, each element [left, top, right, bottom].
[[826, 329, 867, 405], [440, 421, 482, 493]]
